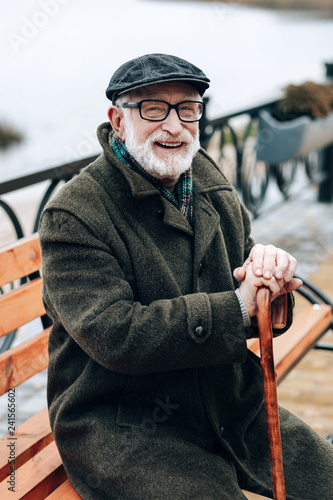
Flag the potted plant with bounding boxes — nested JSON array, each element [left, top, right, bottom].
[[256, 81, 333, 163], [0, 121, 23, 149]]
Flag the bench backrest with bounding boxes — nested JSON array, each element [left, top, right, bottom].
[[0, 234, 49, 397]]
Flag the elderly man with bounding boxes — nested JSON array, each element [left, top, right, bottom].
[[39, 54, 333, 499]]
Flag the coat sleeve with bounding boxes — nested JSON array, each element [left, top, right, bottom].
[[39, 209, 249, 376]]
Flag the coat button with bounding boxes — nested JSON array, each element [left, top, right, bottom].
[[157, 209, 164, 218], [220, 426, 226, 438], [194, 325, 205, 337], [198, 262, 203, 275]]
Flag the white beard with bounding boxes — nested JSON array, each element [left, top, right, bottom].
[[123, 117, 200, 180]]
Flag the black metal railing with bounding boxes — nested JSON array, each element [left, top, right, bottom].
[[199, 95, 332, 215], [200, 61, 333, 213], [0, 154, 98, 241]]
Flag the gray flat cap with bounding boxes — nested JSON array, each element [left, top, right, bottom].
[[106, 53, 210, 103]]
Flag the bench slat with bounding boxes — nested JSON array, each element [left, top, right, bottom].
[[0, 441, 66, 499], [0, 234, 41, 287], [45, 478, 81, 499], [0, 278, 46, 337], [242, 491, 272, 499], [0, 408, 53, 482], [0, 328, 49, 397], [248, 304, 332, 384], [273, 304, 332, 382]]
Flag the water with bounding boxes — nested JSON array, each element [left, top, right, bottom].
[[0, 0, 332, 180]]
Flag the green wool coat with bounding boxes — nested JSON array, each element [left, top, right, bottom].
[[39, 123, 333, 500]]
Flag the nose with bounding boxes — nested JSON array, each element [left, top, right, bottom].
[[160, 108, 183, 136]]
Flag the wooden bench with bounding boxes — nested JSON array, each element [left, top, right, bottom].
[[0, 234, 331, 499]]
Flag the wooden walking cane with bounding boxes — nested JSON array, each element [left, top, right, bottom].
[[256, 287, 287, 500]]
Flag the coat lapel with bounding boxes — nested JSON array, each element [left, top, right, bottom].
[[160, 197, 194, 236], [193, 194, 221, 273], [125, 168, 194, 237], [192, 150, 234, 276]]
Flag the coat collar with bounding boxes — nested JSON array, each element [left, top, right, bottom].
[[192, 148, 234, 196], [97, 122, 160, 199]]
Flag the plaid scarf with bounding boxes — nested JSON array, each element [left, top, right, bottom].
[[109, 131, 193, 226]]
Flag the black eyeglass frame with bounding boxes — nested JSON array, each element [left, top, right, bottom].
[[121, 99, 205, 122]]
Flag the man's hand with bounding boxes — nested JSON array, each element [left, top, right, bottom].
[[234, 245, 303, 317], [234, 244, 298, 283]]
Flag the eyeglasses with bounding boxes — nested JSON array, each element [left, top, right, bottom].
[[121, 99, 205, 122]]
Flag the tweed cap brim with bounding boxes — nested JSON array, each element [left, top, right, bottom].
[[106, 53, 210, 103]]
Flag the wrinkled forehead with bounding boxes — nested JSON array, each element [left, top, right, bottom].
[[127, 81, 200, 102]]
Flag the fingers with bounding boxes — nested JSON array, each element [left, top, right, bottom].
[[274, 248, 290, 279], [235, 245, 300, 315], [247, 244, 298, 283], [238, 263, 283, 317], [259, 274, 282, 295], [279, 277, 303, 295], [275, 248, 298, 282], [250, 244, 276, 279], [233, 267, 244, 282], [237, 260, 303, 318], [269, 278, 303, 302], [233, 261, 249, 282]]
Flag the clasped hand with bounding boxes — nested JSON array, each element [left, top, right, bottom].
[[233, 244, 303, 317]]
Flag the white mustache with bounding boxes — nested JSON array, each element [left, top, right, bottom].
[[147, 129, 192, 145]]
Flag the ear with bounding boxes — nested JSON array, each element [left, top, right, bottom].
[[107, 106, 126, 141]]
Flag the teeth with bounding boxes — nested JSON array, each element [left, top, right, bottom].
[[157, 142, 182, 148]]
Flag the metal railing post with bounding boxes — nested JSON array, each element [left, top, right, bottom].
[[318, 61, 333, 203], [318, 144, 333, 202]]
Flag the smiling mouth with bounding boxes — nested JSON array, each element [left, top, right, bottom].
[[155, 142, 183, 149]]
